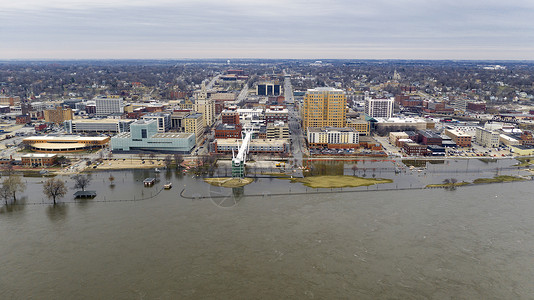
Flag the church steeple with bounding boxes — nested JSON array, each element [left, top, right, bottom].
[[393, 69, 401, 81]]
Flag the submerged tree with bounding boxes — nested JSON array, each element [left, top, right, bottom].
[[443, 178, 458, 191], [0, 184, 11, 205], [352, 165, 358, 176], [164, 155, 172, 169], [1, 163, 14, 176], [173, 153, 183, 169], [1, 175, 26, 203], [72, 174, 92, 191], [43, 178, 67, 205]]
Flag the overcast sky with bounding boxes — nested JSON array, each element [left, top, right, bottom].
[[1, 0, 533, 60]]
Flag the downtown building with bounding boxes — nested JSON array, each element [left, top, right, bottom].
[[111, 120, 195, 153], [44, 106, 74, 124], [307, 127, 359, 149], [256, 82, 281, 96], [302, 87, 346, 130], [64, 119, 135, 134], [95, 96, 123, 117], [475, 127, 500, 148], [364, 93, 394, 119], [193, 83, 215, 128], [142, 112, 171, 133]]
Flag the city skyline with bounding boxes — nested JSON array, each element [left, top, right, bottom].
[[1, 0, 534, 60]]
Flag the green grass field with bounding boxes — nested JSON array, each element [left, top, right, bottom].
[[287, 175, 392, 188]]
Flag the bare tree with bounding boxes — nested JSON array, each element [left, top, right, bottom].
[[108, 174, 115, 186], [173, 153, 183, 169], [164, 155, 172, 169], [0, 185, 11, 205], [149, 153, 156, 164], [56, 156, 68, 166], [138, 152, 146, 161], [1, 163, 14, 176], [72, 174, 91, 191], [1, 175, 26, 202], [43, 178, 67, 205]]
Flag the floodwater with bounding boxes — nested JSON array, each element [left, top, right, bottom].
[[1, 159, 534, 299]]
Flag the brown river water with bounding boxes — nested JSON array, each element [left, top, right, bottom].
[[1, 161, 534, 299]]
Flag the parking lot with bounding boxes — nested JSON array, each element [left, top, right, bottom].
[[374, 135, 515, 158]]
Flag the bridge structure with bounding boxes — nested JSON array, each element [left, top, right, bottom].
[[231, 128, 254, 178]]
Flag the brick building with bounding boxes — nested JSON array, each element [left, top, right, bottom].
[[21, 153, 57, 167], [221, 110, 240, 125], [214, 124, 242, 139], [403, 143, 428, 156], [16, 115, 31, 124]]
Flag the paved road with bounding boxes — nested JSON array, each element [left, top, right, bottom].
[[284, 73, 305, 175], [236, 83, 249, 104], [206, 74, 220, 89], [283, 71, 294, 104]]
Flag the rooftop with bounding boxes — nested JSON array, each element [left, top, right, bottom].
[[71, 119, 130, 124], [418, 130, 442, 139], [375, 117, 429, 123], [307, 87, 344, 93], [152, 132, 193, 139], [216, 124, 239, 130], [21, 153, 57, 158], [445, 128, 472, 137], [185, 113, 203, 119], [23, 135, 109, 142], [308, 127, 358, 133], [216, 138, 288, 146]]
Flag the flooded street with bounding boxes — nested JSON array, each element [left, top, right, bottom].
[[1, 160, 534, 299]]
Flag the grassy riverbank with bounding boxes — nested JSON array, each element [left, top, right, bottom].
[[204, 177, 254, 188], [426, 175, 526, 188], [514, 157, 534, 167], [426, 182, 471, 188], [473, 175, 526, 184]]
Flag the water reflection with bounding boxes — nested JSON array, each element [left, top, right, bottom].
[[307, 161, 344, 176], [0, 197, 26, 214], [76, 198, 92, 210], [46, 203, 68, 222], [402, 159, 445, 168]]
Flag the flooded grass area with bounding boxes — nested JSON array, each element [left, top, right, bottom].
[[402, 159, 445, 168], [473, 175, 526, 184], [514, 157, 534, 167], [426, 181, 471, 188]]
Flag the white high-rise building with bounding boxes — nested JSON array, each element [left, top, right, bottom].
[[95, 97, 123, 116], [365, 93, 394, 119]]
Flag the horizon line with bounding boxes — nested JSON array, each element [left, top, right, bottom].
[[1, 58, 534, 62]]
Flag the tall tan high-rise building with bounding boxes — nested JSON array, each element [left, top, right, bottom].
[[184, 112, 204, 145], [193, 83, 215, 128], [0, 95, 21, 106], [302, 87, 346, 130], [44, 107, 73, 124]]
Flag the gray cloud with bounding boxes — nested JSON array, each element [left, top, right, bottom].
[[1, 0, 533, 59]]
